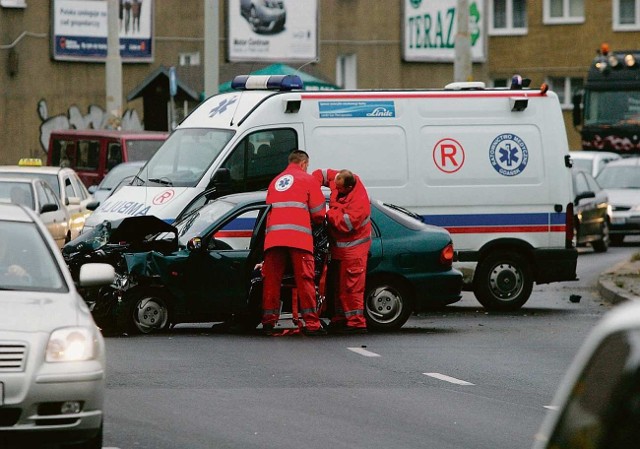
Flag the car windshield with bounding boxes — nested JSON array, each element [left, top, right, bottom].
[[126, 139, 165, 161], [375, 200, 426, 230], [0, 221, 67, 292], [584, 90, 640, 126], [596, 165, 640, 189], [0, 172, 60, 196], [134, 128, 235, 188], [0, 181, 35, 210], [174, 199, 236, 245], [100, 164, 144, 190]]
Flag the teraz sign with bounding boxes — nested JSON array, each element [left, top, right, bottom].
[[403, 0, 485, 62]]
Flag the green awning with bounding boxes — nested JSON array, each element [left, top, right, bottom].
[[219, 63, 340, 92]]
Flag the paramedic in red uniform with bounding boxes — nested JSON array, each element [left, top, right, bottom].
[[262, 150, 327, 335], [312, 168, 371, 333]]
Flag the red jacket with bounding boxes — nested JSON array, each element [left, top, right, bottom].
[[264, 163, 326, 253], [312, 169, 371, 259]]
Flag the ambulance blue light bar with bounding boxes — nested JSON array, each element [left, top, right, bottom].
[[231, 74, 304, 91]]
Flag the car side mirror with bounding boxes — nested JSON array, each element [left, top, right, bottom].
[[40, 203, 58, 213], [86, 200, 100, 211], [574, 191, 596, 204], [206, 168, 232, 197], [187, 237, 202, 251], [88, 185, 98, 194]]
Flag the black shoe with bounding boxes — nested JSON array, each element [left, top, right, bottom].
[[327, 321, 347, 334], [335, 326, 367, 335], [303, 327, 327, 336], [261, 324, 275, 336]]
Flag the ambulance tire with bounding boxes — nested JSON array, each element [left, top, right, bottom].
[[117, 287, 171, 334], [364, 277, 413, 331], [473, 251, 533, 311]]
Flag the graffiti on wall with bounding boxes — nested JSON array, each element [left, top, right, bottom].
[[37, 99, 143, 152]]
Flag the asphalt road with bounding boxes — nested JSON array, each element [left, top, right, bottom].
[[101, 240, 639, 449]]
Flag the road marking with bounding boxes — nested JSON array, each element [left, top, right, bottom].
[[544, 405, 559, 410], [348, 347, 380, 357], [423, 372, 474, 385]]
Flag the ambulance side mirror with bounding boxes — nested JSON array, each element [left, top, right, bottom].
[[207, 168, 232, 197]]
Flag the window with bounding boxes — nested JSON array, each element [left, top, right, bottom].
[[489, 0, 527, 35], [544, 0, 584, 24], [179, 52, 201, 66], [546, 76, 584, 109], [75, 140, 100, 170], [614, 0, 640, 30]]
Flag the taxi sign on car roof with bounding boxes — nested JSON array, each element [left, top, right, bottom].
[[18, 158, 43, 166]]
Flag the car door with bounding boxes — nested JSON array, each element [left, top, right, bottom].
[[573, 170, 599, 241], [183, 205, 268, 316], [36, 181, 68, 247]]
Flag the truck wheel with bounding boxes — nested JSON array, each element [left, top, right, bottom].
[[473, 251, 533, 311], [117, 288, 170, 334], [591, 220, 610, 253], [364, 279, 413, 331]]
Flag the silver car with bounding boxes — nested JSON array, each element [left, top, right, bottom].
[[0, 203, 114, 448]]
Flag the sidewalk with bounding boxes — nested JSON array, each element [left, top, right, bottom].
[[598, 258, 640, 304]]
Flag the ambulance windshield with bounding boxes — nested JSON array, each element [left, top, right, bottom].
[[136, 128, 235, 188]]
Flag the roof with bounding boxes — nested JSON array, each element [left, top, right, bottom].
[[606, 156, 640, 166], [49, 129, 168, 139], [127, 65, 200, 102], [0, 202, 34, 222], [0, 165, 71, 175]]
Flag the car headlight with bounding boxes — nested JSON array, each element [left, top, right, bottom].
[[46, 327, 97, 362]]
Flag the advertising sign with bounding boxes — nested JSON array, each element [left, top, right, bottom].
[[403, 0, 485, 62], [52, 0, 154, 62], [228, 0, 318, 62]]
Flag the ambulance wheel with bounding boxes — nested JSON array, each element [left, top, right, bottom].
[[364, 278, 413, 331], [473, 251, 533, 311], [117, 288, 171, 334]]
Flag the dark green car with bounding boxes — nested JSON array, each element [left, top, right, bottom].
[[114, 191, 463, 333]]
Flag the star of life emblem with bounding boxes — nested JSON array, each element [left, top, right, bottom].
[[275, 174, 294, 191]]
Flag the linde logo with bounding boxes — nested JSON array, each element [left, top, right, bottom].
[[367, 107, 394, 117]]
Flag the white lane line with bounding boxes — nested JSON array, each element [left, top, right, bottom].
[[348, 347, 381, 357], [423, 372, 475, 385], [544, 405, 559, 410]]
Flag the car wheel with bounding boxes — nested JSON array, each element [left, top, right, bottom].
[[610, 234, 625, 246], [363, 278, 413, 331], [118, 288, 170, 334], [62, 422, 103, 449], [473, 251, 533, 311], [591, 220, 610, 253]]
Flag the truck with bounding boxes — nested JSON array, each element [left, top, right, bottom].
[[573, 43, 640, 154], [84, 74, 578, 311]]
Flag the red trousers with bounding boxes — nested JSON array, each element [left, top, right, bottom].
[[261, 247, 322, 331], [327, 258, 367, 329]]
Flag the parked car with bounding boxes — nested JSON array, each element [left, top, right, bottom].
[[595, 157, 640, 245], [0, 176, 72, 248], [570, 150, 621, 177], [47, 129, 168, 188], [532, 300, 640, 449], [240, 0, 286, 33], [0, 160, 93, 240], [96, 191, 462, 334], [88, 160, 146, 205], [571, 168, 611, 252], [0, 203, 114, 448]]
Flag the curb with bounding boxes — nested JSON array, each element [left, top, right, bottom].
[[597, 260, 640, 305]]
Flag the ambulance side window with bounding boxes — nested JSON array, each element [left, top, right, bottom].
[[221, 128, 297, 194]]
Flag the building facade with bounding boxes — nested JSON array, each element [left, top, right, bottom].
[[1, 0, 639, 164]]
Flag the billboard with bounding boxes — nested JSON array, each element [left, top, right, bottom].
[[403, 0, 485, 62], [228, 0, 318, 62], [52, 0, 154, 62]]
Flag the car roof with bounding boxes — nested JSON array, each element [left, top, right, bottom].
[[0, 176, 39, 185], [0, 165, 74, 176], [569, 151, 621, 159], [0, 202, 36, 222], [603, 156, 640, 167]]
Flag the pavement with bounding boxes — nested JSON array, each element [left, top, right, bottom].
[[598, 257, 640, 304]]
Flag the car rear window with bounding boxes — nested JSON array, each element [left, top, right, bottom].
[[374, 200, 425, 231]]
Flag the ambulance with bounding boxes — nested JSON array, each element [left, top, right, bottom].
[[83, 74, 578, 311]]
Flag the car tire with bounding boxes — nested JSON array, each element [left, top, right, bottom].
[[610, 234, 625, 246], [591, 220, 610, 253], [62, 422, 103, 449], [473, 251, 533, 311], [363, 278, 413, 331], [117, 288, 171, 334]]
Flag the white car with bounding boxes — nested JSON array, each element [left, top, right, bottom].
[[595, 156, 640, 245], [0, 203, 114, 448], [0, 164, 93, 240], [570, 150, 621, 177], [532, 300, 640, 448]]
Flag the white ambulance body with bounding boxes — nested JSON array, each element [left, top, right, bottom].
[[84, 75, 578, 310]]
